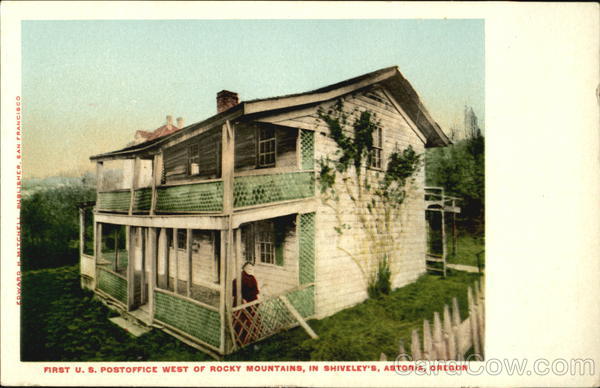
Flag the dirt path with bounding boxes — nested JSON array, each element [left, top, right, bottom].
[[447, 263, 482, 273]]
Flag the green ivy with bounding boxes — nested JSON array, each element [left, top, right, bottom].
[[316, 98, 422, 298]]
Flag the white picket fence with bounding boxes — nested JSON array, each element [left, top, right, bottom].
[[381, 277, 485, 361]]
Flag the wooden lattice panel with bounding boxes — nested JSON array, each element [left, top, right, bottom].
[[233, 172, 315, 208], [300, 129, 315, 170], [232, 297, 297, 347], [96, 191, 131, 212], [299, 213, 315, 284], [156, 181, 223, 212], [287, 285, 315, 318], [133, 188, 152, 212], [154, 290, 221, 348], [97, 268, 127, 304]]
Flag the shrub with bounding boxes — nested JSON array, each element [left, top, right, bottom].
[[368, 256, 391, 299]]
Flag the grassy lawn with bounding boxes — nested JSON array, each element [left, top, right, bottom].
[[446, 233, 485, 269], [22, 264, 481, 361]]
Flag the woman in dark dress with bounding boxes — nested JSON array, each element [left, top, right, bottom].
[[232, 262, 261, 345]]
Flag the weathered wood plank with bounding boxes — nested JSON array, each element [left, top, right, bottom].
[[280, 295, 318, 339]]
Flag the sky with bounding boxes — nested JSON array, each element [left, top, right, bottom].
[[22, 19, 484, 178]]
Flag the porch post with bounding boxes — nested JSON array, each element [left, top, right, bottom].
[[219, 230, 227, 354], [150, 153, 161, 215], [235, 228, 242, 307], [96, 223, 103, 263], [174, 228, 179, 294], [140, 227, 147, 304], [186, 229, 192, 297], [159, 228, 169, 289], [221, 120, 235, 353], [127, 225, 136, 310], [113, 228, 119, 272], [79, 208, 85, 256], [149, 227, 157, 321], [129, 157, 140, 215]]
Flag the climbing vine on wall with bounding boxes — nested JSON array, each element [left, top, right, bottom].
[[317, 99, 421, 296]]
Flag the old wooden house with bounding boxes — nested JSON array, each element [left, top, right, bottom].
[[79, 66, 450, 356]]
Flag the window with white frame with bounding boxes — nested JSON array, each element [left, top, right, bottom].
[[257, 126, 276, 167], [256, 222, 275, 264], [370, 125, 383, 169]]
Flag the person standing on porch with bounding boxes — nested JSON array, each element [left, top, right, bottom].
[[233, 262, 261, 346]]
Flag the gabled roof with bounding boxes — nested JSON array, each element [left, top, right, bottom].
[[91, 66, 449, 161], [142, 124, 182, 141]]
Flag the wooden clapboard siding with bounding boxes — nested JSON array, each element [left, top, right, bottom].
[[163, 127, 221, 182], [309, 87, 428, 319], [234, 124, 256, 170], [234, 123, 299, 172], [191, 230, 219, 285], [274, 126, 297, 168]]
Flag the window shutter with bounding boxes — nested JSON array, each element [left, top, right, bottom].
[[274, 224, 285, 266]]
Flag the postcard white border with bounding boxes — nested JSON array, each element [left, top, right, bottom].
[[2, 2, 599, 387]]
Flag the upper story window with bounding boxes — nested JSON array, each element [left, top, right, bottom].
[[257, 126, 276, 167], [370, 125, 383, 170], [188, 144, 200, 175]]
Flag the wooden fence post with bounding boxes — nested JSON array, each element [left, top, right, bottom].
[[433, 312, 446, 360], [423, 319, 433, 360], [444, 304, 457, 360], [452, 297, 464, 361], [398, 340, 409, 361], [477, 279, 485, 356], [468, 286, 481, 356], [411, 329, 422, 361]]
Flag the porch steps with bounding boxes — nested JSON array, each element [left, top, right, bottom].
[[109, 316, 151, 337]]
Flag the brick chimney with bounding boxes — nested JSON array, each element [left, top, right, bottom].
[[176, 117, 184, 129], [217, 90, 239, 113], [166, 115, 173, 129]]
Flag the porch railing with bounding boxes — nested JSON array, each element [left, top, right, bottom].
[[96, 171, 315, 214], [96, 187, 153, 213], [233, 171, 315, 208], [96, 189, 131, 212], [155, 180, 224, 213], [230, 283, 315, 348], [97, 267, 128, 305]]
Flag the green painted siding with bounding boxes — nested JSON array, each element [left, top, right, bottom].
[[97, 268, 127, 304], [299, 212, 315, 284], [154, 290, 221, 348], [233, 172, 314, 208], [156, 181, 223, 212], [300, 130, 314, 170], [96, 191, 131, 212]]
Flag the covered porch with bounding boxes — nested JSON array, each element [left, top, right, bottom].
[[79, 208, 318, 356]]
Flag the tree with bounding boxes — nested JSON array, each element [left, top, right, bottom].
[[21, 184, 96, 270], [425, 130, 485, 234]]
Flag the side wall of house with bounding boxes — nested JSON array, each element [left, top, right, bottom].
[[285, 87, 427, 318]]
